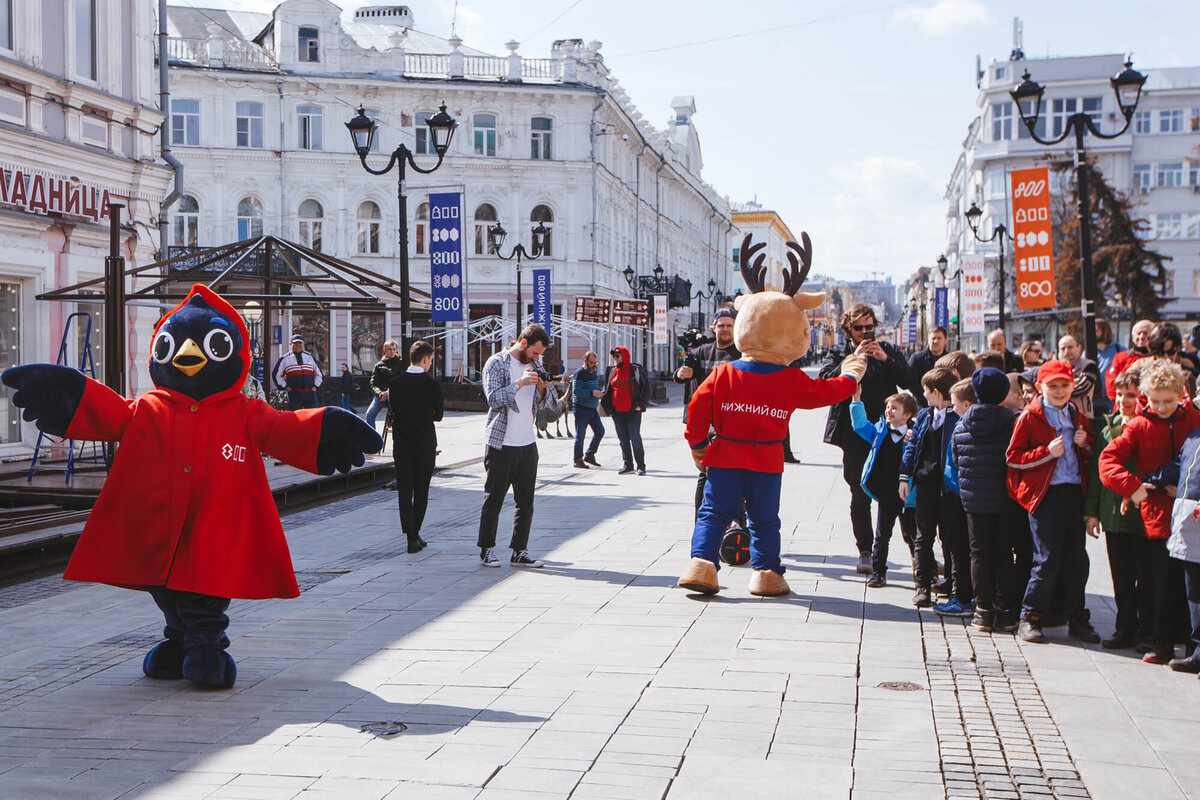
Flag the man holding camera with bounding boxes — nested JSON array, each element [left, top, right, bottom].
[[820, 304, 915, 573], [675, 308, 742, 515]]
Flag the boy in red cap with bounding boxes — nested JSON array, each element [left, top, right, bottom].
[[1007, 359, 1098, 644]]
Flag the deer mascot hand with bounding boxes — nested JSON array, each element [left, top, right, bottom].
[[677, 233, 863, 597]]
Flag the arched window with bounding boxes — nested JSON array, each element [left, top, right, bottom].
[[473, 113, 496, 156], [172, 195, 199, 248], [415, 202, 429, 255], [298, 26, 319, 62], [236, 197, 263, 240], [357, 201, 381, 254], [473, 203, 498, 256], [531, 204, 553, 257], [298, 198, 323, 252], [530, 116, 552, 160]]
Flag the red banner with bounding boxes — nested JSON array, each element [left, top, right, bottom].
[[1010, 166, 1056, 310]]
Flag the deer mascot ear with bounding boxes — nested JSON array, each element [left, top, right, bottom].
[[793, 292, 825, 311], [734, 294, 749, 312]]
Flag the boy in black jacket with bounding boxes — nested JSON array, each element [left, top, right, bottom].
[[387, 340, 444, 553], [953, 368, 1020, 632]]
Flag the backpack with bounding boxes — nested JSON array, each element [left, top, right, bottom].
[[1168, 428, 1200, 564]]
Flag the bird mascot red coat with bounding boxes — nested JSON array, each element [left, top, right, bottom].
[[678, 234, 866, 597], [2, 284, 382, 688]]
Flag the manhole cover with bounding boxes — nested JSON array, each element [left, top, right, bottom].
[[360, 721, 408, 736], [877, 681, 925, 691]]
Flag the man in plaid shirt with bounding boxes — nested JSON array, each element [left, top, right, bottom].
[[478, 324, 558, 568]]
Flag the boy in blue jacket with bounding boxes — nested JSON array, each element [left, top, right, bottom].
[[850, 388, 919, 588]]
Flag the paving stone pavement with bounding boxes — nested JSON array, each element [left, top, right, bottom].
[[0, 380, 1197, 800]]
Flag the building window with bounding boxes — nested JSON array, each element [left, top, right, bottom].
[[531, 117, 553, 159], [1050, 98, 1077, 138], [172, 195, 200, 248], [0, 282, 20, 443], [1190, 162, 1200, 187], [1134, 110, 1152, 134], [1133, 163, 1151, 191], [357, 201, 381, 254], [414, 111, 435, 155], [292, 312, 329, 375], [1157, 162, 1184, 188], [298, 105, 323, 150], [1186, 213, 1200, 239], [991, 102, 1012, 141], [473, 203, 497, 256], [298, 26, 319, 62], [473, 113, 496, 156], [415, 201, 428, 255], [351, 312, 384, 372], [236, 197, 263, 240], [236, 101, 264, 148], [1, 1, 12, 50], [1015, 100, 1044, 139], [75, 0, 95, 80], [1160, 109, 1183, 133], [531, 204, 553, 257], [363, 107, 381, 152], [171, 99, 200, 146], [986, 169, 1006, 198], [1191, 108, 1200, 131], [298, 199, 323, 252], [994, 66, 1006, 80], [1082, 97, 1102, 127], [1155, 213, 1184, 239]]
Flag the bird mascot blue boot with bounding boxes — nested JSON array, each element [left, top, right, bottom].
[[3, 284, 382, 689]]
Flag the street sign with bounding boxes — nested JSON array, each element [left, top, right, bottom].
[[653, 295, 668, 344], [907, 313, 917, 344], [574, 296, 611, 323], [428, 191, 464, 322], [612, 299, 648, 327], [934, 287, 948, 330], [962, 254, 986, 335], [1010, 166, 1056, 310]]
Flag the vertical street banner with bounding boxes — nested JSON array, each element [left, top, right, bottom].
[[652, 294, 668, 344], [897, 317, 906, 346], [934, 287, 948, 330], [1010, 166, 1056, 310], [961, 254, 986, 335], [429, 191, 464, 322], [532, 268, 551, 336], [907, 313, 917, 344]]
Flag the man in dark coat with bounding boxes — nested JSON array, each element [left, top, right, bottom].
[[820, 303, 915, 573], [909, 326, 948, 407], [388, 340, 444, 553], [987, 329, 1024, 374]]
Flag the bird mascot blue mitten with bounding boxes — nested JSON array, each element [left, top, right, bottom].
[[2, 284, 382, 688]]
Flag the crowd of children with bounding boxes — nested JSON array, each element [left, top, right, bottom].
[[846, 350, 1200, 674]]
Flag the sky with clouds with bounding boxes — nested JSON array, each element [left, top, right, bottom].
[[175, 0, 1199, 282]]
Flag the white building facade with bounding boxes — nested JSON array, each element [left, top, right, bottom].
[[944, 52, 1200, 350], [0, 0, 172, 455], [165, 0, 733, 379]]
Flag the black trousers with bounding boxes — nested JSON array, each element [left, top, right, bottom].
[[395, 437, 436, 536], [941, 493, 972, 602], [839, 438, 874, 556], [1022, 484, 1089, 619], [967, 510, 1017, 613], [1105, 531, 1152, 636], [146, 586, 230, 651], [477, 444, 538, 551], [1183, 561, 1200, 655], [913, 481, 959, 590], [871, 495, 917, 577]]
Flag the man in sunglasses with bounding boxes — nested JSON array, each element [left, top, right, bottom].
[[820, 304, 916, 574]]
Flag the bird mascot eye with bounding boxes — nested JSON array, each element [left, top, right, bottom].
[[151, 330, 176, 364], [203, 328, 235, 362]]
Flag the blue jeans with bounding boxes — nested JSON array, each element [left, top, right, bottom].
[[573, 407, 604, 461], [366, 396, 387, 427], [611, 410, 645, 470], [340, 394, 355, 413], [1183, 561, 1200, 655], [1022, 484, 1089, 619], [691, 467, 783, 573]]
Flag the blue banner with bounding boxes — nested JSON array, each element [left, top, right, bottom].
[[428, 191, 464, 322], [907, 313, 917, 344], [532, 268, 551, 336], [934, 287, 948, 330]]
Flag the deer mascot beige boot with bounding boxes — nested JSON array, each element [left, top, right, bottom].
[[748, 569, 790, 597], [677, 557, 719, 595]]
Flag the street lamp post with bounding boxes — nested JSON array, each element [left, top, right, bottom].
[[1010, 58, 1147, 361], [936, 254, 963, 349], [963, 203, 1008, 332], [692, 279, 716, 327], [488, 222, 549, 330], [624, 264, 665, 369], [346, 104, 457, 361]]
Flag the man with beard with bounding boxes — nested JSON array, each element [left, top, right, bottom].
[[909, 326, 948, 407], [1106, 319, 1154, 402], [477, 325, 557, 568], [821, 304, 915, 574]]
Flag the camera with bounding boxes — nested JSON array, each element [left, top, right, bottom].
[[678, 328, 714, 350]]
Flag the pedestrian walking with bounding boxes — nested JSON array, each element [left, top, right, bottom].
[[271, 334, 323, 410], [366, 340, 402, 430], [571, 351, 605, 469], [477, 324, 558, 568], [602, 345, 651, 475], [389, 341, 444, 553], [339, 363, 355, 412]]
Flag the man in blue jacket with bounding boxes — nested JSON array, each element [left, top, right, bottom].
[[572, 351, 605, 468]]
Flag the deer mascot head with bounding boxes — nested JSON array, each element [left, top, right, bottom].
[[732, 233, 824, 365]]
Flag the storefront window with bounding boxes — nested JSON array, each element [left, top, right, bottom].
[[351, 311, 384, 372], [291, 312, 329, 375], [0, 282, 20, 443]]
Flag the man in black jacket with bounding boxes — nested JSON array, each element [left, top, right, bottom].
[[987, 329, 1024, 374], [388, 340, 444, 553], [909, 326, 948, 406], [820, 304, 915, 573]]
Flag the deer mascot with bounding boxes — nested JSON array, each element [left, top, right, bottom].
[[678, 233, 867, 597]]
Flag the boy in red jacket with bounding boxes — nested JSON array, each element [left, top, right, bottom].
[[1099, 359, 1200, 664], [1006, 359, 1098, 644]]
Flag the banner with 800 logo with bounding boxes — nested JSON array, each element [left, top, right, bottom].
[[1010, 166, 1056, 310], [428, 191, 464, 322]]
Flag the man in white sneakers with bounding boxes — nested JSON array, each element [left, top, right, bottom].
[[477, 324, 558, 568]]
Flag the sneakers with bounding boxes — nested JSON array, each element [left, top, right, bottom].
[[933, 578, 953, 597], [1068, 611, 1101, 644], [1142, 648, 1174, 665], [856, 553, 873, 575], [1168, 653, 1200, 673], [617, 465, 635, 475], [866, 572, 886, 588], [636, 467, 647, 476], [1018, 616, 1045, 643], [993, 609, 1018, 633], [574, 459, 589, 469], [480, 547, 500, 567], [510, 550, 544, 568], [1101, 629, 1137, 650], [912, 587, 932, 608], [971, 608, 994, 632], [934, 597, 975, 618], [583, 454, 600, 467]]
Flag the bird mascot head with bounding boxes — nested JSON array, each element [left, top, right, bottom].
[[149, 284, 251, 400]]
